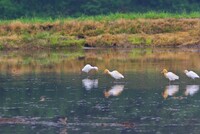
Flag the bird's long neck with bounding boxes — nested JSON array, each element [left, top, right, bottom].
[[104, 69, 111, 75], [93, 66, 98, 70], [163, 70, 168, 76], [107, 70, 111, 75]]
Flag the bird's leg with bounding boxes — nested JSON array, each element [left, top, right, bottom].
[[86, 71, 91, 79], [79, 71, 83, 75], [87, 74, 91, 79], [168, 80, 171, 85], [193, 79, 196, 84]]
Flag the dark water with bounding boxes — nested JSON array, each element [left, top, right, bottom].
[[0, 48, 200, 134]]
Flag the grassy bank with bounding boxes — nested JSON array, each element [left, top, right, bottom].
[[0, 12, 200, 49]]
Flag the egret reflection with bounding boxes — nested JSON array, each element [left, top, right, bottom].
[[82, 79, 98, 90], [162, 85, 179, 99], [104, 85, 124, 98], [39, 96, 46, 102], [185, 85, 199, 96]]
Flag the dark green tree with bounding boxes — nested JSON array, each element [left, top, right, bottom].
[[0, 0, 200, 19]]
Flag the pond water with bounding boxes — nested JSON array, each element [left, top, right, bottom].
[[0, 48, 200, 134]]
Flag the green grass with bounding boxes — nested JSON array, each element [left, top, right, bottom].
[[22, 50, 84, 65], [128, 36, 152, 46], [71, 11, 200, 21], [21, 31, 86, 48], [49, 36, 85, 48], [79, 11, 197, 20], [0, 11, 200, 24]]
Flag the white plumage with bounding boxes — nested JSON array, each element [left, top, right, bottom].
[[185, 85, 199, 96], [162, 85, 179, 99], [104, 85, 124, 98], [104, 69, 124, 80], [184, 70, 199, 79], [82, 64, 98, 73], [82, 79, 98, 90], [161, 69, 179, 81], [165, 72, 179, 81]]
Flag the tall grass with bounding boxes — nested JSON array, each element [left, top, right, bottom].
[[0, 11, 200, 24], [69, 11, 200, 21], [0, 11, 200, 49]]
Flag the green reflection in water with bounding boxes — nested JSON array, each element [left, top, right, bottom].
[[0, 48, 200, 74]]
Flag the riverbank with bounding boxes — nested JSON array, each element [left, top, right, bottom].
[[0, 13, 200, 50]]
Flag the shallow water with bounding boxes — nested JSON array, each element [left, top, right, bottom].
[[0, 48, 200, 133]]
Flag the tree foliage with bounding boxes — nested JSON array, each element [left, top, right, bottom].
[[0, 0, 200, 19]]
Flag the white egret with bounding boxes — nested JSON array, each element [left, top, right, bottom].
[[82, 64, 98, 73], [184, 70, 199, 79], [104, 69, 124, 80], [161, 69, 179, 82]]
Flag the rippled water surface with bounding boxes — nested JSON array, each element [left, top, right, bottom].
[[0, 48, 200, 134]]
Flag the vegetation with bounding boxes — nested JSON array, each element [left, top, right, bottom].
[[0, 12, 200, 49], [0, 0, 200, 49], [1, 12, 200, 23], [1, 0, 200, 19]]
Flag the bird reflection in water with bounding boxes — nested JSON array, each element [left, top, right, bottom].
[[162, 85, 179, 99], [82, 79, 98, 90], [57, 117, 67, 125], [59, 128, 67, 134], [39, 96, 46, 102], [104, 85, 124, 98], [185, 85, 199, 96]]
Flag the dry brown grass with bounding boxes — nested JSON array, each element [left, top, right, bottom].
[[7, 21, 29, 32], [151, 31, 200, 46], [0, 18, 200, 49], [0, 34, 21, 40], [1, 19, 199, 35], [86, 34, 130, 47]]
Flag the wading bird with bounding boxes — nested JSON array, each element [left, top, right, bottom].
[[82, 64, 98, 73], [161, 69, 179, 82], [184, 70, 199, 79], [104, 69, 124, 80]]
